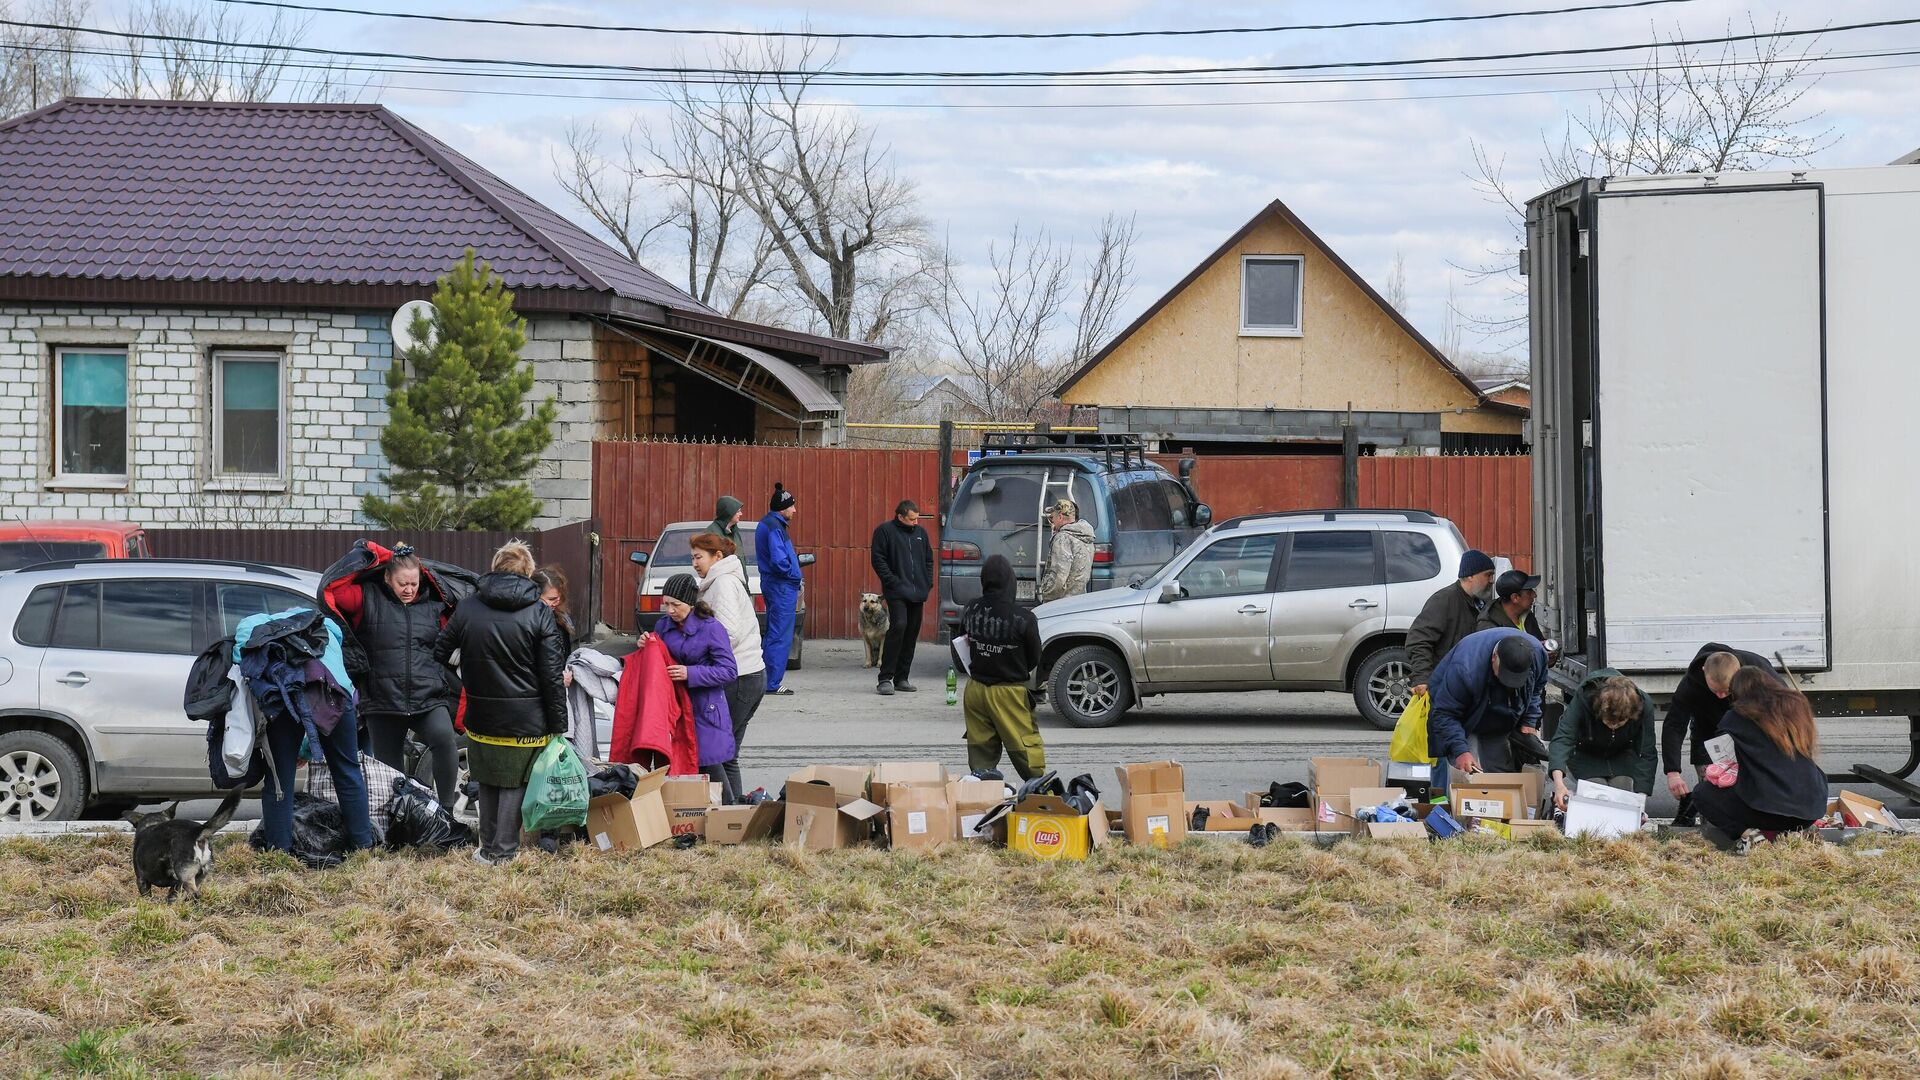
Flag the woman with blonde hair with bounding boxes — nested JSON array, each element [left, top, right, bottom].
[[433, 539, 567, 864], [1691, 666, 1827, 850]]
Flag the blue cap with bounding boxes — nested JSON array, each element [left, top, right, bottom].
[[1458, 549, 1495, 578]]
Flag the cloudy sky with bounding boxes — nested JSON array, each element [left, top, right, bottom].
[[77, 1, 1920, 359]]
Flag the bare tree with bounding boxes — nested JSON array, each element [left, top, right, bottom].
[[1462, 18, 1834, 341], [1383, 250, 1408, 315], [104, 0, 361, 103], [1067, 212, 1137, 371], [1, 0, 89, 121]]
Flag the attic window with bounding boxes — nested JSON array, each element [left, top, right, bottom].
[[1240, 255, 1303, 336]]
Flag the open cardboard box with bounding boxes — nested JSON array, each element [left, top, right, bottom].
[[662, 776, 720, 841], [1830, 790, 1906, 833], [1116, 761, 1186, 847], [704, 802, 782, 845], [1312, 793, 1353, 834], [1006, 793, 1107, 860], [585, 765, 671, 852], [1240, 792, 1316, 831], [1346, 787, 1418, 837], [951, 778, 1010, 841], [783, 766, 883, 851], [1309, 756, 1383, 799], [870, 762, 955, 850], [1362, 821, 1428, 839]]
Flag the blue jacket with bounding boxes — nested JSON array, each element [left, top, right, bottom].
[[1427, 627, 1547, 760], [755, 511, 802, 588]]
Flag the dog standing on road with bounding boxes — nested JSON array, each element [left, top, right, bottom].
[[858, 593, 890, 667], [126, 791, 242, 902]]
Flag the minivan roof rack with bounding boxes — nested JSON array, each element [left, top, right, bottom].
[[1217, 508, 1440, 530], [975, 431, 1150, 468], [8, 557, 301, 578]]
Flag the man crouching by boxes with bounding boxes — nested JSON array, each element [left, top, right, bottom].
[[955, 555, 1046, 780], [1428, 629, 1548, 779]]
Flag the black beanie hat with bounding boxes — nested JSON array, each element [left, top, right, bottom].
[[662, 573, 700, 606], [770, 482, 795, 512]]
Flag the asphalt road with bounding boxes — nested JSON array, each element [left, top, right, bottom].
[[140, 640, 1916, 825]]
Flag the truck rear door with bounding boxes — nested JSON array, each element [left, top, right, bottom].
[[1591, 183, 1828, 670]]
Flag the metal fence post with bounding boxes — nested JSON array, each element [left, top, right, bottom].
[[1341, 405, 1359, 508], [938, 419, 955, 520]]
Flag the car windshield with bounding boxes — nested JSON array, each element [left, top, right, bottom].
[[650, 526, 758, 571], [0, 540, 107, 570]]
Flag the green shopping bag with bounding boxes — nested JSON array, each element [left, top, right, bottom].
[[521, 739, 589, 831]]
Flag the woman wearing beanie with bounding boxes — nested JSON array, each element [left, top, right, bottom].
[[755, 481, 803, 694], [651, 572, 740, 803], [690, 533, 763, 800]]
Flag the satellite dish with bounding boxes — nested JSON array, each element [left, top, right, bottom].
[[391, 300, 439, 354]]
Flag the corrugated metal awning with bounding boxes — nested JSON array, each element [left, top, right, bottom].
[[596, 318, 843, 422]]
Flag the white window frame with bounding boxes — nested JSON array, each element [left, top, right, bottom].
[[1239, 254, 1305, 337], [210, 349, 287, 485], [50, 346, 130, 489]]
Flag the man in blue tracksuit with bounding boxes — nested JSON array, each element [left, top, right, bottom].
[[756, 482, 803, 695], [1428, 627, 1549, 777]]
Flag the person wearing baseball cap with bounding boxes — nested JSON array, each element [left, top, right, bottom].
[[1405, 548, 1497, 697], [1479, 568, 1546, 643], [1425, 627, 1549, 776], [1037, 498, 1094, 603]]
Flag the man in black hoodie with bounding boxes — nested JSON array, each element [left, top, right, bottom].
[[1664, 642, 1776, 824], [871, 499, 935, 696], [956, 555, 1045, 780]]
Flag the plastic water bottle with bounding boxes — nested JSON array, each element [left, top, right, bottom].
[[946, 667, 958, 706]]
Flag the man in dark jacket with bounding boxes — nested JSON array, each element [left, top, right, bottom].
[[956, 555, 1045, 779], [704, 496, 744, 545], [1664, 643, 1776, 823], [1407, 549, 1496, 695], [871, 499, 935, 696], [1477, 569, 1547, 643], [1428, 628, 1547, 775]]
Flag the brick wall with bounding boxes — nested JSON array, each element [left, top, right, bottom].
[[0, 303, 594, 529]]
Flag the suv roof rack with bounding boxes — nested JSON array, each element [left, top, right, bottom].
[[8, 557, 301, 579], [975, 431, 1150, 468], [1217, 508, 1441, 530]]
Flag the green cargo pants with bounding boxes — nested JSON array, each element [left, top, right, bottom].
[[964, 680, 1046, 781]]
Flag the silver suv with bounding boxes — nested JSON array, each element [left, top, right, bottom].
[[0, 558, 322, 821], [1033, 510, 1473, 729]]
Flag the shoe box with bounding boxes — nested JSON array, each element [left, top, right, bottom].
[[1114, 761, 1186, 847]]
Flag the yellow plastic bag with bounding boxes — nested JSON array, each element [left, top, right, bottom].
[[1389, 692, 1435, 766]]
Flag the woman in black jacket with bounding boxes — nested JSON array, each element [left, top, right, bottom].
[[1691, 667, 1828, 851], [334, 548, 464, 806], [433, 541, 568, 865]]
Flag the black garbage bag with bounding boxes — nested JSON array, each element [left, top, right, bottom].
[[247, 793, 349, 869], [385, 776, 475, 852]]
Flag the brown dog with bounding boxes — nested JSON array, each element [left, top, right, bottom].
[[858, 593, 889, 667]]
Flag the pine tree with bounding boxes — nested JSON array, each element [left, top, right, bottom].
[[362, 251, 557, 531]]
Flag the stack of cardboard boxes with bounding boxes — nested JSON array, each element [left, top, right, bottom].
[[1452, 769, 1555, 838]]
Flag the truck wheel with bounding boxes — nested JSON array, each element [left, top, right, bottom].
[[0, 730, 88, 822], [1048, 645, 1133, 728], [1353, 645, 1414, 731]]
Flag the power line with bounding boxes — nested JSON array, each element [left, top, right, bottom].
[[209, 0, 1702, 42], [1, 14, 1906, 84]]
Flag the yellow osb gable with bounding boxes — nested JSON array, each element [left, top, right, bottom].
[[1063, 213, 1479, 413]]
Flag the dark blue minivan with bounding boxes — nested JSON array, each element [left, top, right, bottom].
[[936, 433, 1210, 633]]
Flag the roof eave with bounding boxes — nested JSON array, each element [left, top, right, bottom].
[[0, 274, 647, 316]]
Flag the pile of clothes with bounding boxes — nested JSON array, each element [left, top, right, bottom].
[[232, 607, 357, 764]]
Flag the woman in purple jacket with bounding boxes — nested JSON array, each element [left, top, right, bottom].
[[653, 573, 740, 803]]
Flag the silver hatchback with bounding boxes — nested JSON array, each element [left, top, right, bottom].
[[1033, 510, 1474, 729], [0, 558, 323, 821]]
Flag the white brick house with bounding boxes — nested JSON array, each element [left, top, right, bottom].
[[0, 99, 887, 529]]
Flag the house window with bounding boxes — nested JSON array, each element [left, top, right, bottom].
[[1240, 255, 1303, 336], [213, 351, 283, 477], [54, 348, 128, 480]]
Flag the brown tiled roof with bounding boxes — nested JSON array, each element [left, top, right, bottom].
[[0, 97, 705, 312]]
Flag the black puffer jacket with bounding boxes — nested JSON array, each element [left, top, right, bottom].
[[355, 580, 458, 715], [433, 572, 567, 739]]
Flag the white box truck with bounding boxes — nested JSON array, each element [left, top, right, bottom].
[[1525, 165, 1919, 793]]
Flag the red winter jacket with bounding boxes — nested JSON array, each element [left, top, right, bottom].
[[609, 637, 698, 774]]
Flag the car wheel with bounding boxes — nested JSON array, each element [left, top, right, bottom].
[[0, 730, 88, 822], [1048, 645, 1134, 728], [1353, 645, 1414, 731]]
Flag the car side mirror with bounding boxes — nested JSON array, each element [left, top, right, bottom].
[[797, 553, 816, 567], [1158, 580, 1181, 603], [1193, 504, 1212, 528], [628, 551, 648, 566]]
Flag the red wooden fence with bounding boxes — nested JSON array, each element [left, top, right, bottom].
[[1360, 455, 1533, 567]]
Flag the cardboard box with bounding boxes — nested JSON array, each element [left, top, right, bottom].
[[1006, 794, 1107, 860], [1363, 821, 1429, 839], [1505, 818, 1559, 840], [783, 766, 883, 851], [869, 762, 950, 804], [950, 778, 1009, 841], [585, 765, 671, 852], [1347, 787, 1417, 836], [1462, 771, 1542, 820], [1184, 799, 1249, 833], [886, 783, 955, 850], [662, 776, 719, 840], [1832, 790, 1905, 832], [1309, 757, 1383, 799], [1564, 779, 1644, 839], [704, 802, 781, 845], [1312, 793, 1352, 834], [1116, 761, 1187, 847], [1451, 786, 1521, 822]]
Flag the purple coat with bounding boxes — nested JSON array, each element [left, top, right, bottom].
[[654, 612, 738, 766]]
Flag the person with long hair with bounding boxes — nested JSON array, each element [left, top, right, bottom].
[[1548, 671, 1657, 810], [533, 565, 575, 658], [689, 533, 763, 800], [650, 573, 739, 803], [1690, 666, 1827, 850], [433, 540, 567, 864]]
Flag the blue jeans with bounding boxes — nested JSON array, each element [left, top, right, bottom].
[[260, 711, 376, 852]]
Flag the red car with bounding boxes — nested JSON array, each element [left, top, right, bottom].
[[0, 521, 152, 571]]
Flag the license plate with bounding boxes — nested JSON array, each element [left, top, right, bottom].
[[1016, 580, 1037, 601]]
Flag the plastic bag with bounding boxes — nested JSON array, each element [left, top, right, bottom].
[[247, 793, 349, 869], [385, 776, 475, 852], [1389, 692, 1436, 766], [521, 739, 589, 832]]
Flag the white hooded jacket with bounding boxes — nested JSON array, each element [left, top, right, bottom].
[[697, 554, 766, 676]]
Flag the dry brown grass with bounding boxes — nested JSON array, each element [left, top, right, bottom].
[[1, 832, 1917, 1078]]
